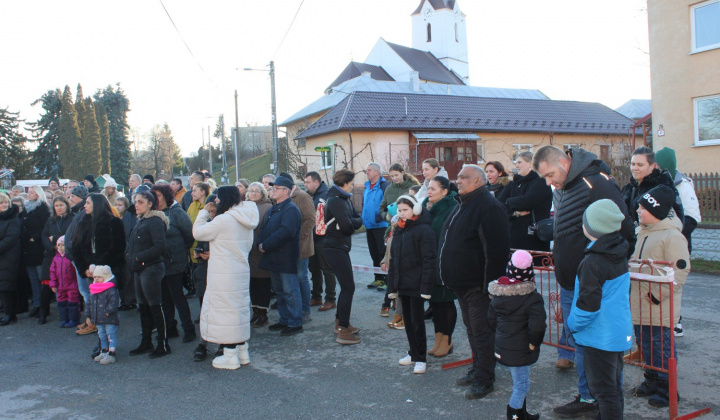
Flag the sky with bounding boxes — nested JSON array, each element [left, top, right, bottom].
[[0, 0, 650, 157]]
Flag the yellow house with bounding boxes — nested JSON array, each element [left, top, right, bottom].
[[648, 0, 720, 173]]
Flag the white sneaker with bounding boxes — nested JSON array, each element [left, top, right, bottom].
[[238, 343, 250, 365], [413, 362, 427, 374], [100, 353, 116, 365], [398, 354, 413, 366], [212, 346, 241, 370], [94, 351, 108, 362]]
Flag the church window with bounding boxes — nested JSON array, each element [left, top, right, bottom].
[[427, 23, 432, 42]]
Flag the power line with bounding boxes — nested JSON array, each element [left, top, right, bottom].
[[158, 0, 216, 86], [272, 0, 305, 59]]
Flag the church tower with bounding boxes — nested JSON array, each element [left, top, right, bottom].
[[411, 0, 469, 84]]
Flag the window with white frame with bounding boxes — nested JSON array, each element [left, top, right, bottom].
[[319, 150, 333, 169], [692, 0, 720, 53], [512, 144, 533, 161], [695, 94, 720, 146]]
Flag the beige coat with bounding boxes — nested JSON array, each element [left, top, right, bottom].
[[630, 217, 690, 327], [291, 187, 315, 260], [193, 202, 259, 344]]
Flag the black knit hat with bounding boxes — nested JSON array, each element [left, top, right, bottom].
[[498, 250, 535, 285], [49, 176, 60, 186], [143, 174, 155, 184], [639, 185, 675, 220], [84, 175, 96, 184]]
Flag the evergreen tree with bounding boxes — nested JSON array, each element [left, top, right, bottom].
[[96, 84, 131, 183], [79, 98, 102, 177], [0, 108, 31, 179], [58, 85, 82, 180], [28, 89, 63, 177], [95, 100, 111, 174], [75, 84, 86, 137]]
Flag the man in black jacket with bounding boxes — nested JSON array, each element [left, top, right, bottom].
[[305, 171, 337, 312], [437, 164, 510, 400], [533, 146, 635, 418]]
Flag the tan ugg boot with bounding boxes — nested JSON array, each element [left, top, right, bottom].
[[428, 332, 443, 355], [433, 335, 454, 357]]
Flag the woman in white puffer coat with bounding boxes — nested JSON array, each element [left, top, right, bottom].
[[192, 186, 259, 370]]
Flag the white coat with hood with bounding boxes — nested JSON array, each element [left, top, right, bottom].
[[415, 167, 449, 201], [192, 201, 259, 344]]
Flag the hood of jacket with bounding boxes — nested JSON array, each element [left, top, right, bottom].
[[585, 232, 628, 265], [0, 204, 19, 221], [488, 279, 536, 298], [422, 167, 449, 185], [311, 181, 329, 200], [640, 215, 683, 234], [327, 184, 352, 200], [564, 148, 605, 188], [491, 176, 511, 187], [630, 168, 675, 190], [511, 170, 541, 185], [140, 210, 169, 228], [424, 191, 458, 214], [398, 209, 432, 231], [225, 201, 259, 227], [395, 173, 420, 189]]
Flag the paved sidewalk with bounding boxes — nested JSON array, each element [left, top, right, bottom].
[[0, 233, 717, 419]]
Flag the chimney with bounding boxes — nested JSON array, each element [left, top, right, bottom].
[[411, 71, 420, 91]]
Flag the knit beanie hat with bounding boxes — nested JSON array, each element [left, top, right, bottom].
[[497, 250, 534, 285], [104, 176, 118, 189], [654, 147, 677, 179], [638, 185, 675, 221], [143, 174, 155, 184], [71, 185, 89, 200], [49, 176, 60, 186], [91, 265, 113, 282], [57, 235, 65, 246], [84, 175, 96, 184], [583, 199, 625, 239]]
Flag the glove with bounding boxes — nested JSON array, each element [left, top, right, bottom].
[[421, 294, 431, 300], [388, 293, 398, 299]]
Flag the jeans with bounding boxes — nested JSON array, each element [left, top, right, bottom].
[[297, 258, 310, 315], [270, 271, 302, 328], [401, 295, 427, 363], [324, 247, 355, 328], [365, 228, 387, 281], [161, 272, 194, 333], [26, 265, 43, 308], [73, 264, 91, 319], [310, 239, 336, 302], [584, 347, 624, 419], [97, 324, 119, 350], [634, 325, 676, 380], [453, 286, 495, 387], [508, 365, 531, 409], [561, 286, 592, 400]]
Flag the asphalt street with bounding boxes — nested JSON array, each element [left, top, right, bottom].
[[0, 233, 718, 419]]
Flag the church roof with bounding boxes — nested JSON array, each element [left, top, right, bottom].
[[279, 75, 548, 127], [385, 42, 465, 85], [295, 91, 634, 139], [412, 0, 456, 15], [327, 62, 394, 91]]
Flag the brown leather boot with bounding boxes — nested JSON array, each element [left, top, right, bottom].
[[334, 319, 360, 334], [433, 335, 454, 357], [76, 321, 98, 335], [428, 332, 443, 355], [387, 314, 402, 328], [335, 326, 360, 345]]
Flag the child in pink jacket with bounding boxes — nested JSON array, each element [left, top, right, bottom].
[[49, 236, 80, 327]]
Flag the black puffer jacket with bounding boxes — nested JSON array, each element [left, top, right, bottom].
[[21, 201, 51, 266], [488, 280, 546, 367], [41, 214, 73, 280], [0, 205, 22, 292], [62, 200, 85, 261], [553, 148, 635, 290], [621, 168, 684, 225], [437, 186, 510, 291], [496, 170, 552, 252], [72, 214, 126, 276], [125, 210, 168, 272], [323, 185, 363, 253], [386, 210, 436, 298], [162, 203, 194, 275]]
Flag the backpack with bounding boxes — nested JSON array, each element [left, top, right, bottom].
[[315, 198, 336, 236]]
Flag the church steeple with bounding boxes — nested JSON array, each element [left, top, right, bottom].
[[411, 0, 469, 83]]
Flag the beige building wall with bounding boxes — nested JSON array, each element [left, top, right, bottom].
[[648, 0, 720, 173]]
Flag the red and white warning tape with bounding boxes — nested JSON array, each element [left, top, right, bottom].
[[351, 265, 387, 274]]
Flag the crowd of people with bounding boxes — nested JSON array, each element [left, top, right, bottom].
[[0, 145, 698, 419]]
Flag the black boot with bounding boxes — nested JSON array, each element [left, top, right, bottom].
[[149, 305, 171, 359], [38, 308, 48, 325], [250, 307, 259, 325], [0, 315, 17, 326], [252, 308, 268, 328], [129, 304, 154, 355], [523, 398, 539, 420], [632, 370, 659, 397], [91, 338, 102, 359], [29, 307, 40, 318], [507, 405, 524, 420], [182, 326, 197, 343]]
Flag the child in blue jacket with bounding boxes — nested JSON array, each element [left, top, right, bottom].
[[568, 199, 633, 419]]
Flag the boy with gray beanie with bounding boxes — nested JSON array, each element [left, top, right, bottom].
[[567, 199, 632, 419]]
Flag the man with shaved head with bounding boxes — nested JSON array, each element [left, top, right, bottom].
[[437, 164, 510, 400]]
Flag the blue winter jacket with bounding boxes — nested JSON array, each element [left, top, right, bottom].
[[362, 177, 389, 229], [257, 198, 301, 274], [567, 232, 633, 352]]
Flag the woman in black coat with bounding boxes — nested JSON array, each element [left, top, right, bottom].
[[114, 196, 137, 310], [496, 152, 552, 252], [38, 196, 73, 324], [0, 194, 22, 326], [21, 186, 52, 317], [323, 169, 363, 345]]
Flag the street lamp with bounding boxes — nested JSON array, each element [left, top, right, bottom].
[[238, 61, 278, 175]]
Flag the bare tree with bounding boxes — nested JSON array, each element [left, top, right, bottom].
[[132, 123, 181, 180]]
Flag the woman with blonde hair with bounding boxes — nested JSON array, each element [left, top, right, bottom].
[[21, 185, 51, 317]]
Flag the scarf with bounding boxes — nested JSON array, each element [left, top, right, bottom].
[[396, 215, 419, 229], [89, 281, 116, 294]]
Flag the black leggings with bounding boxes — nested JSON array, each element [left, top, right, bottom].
[[324, 246, 354, 328], [250, 277, 272, 309], [430, 300, 457, 343], [402, 295, 427, 363], [161, 272, 194, 333], [40, 285, 55, 314], [1, 291, 16, 318]]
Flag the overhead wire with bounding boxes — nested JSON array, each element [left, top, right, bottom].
[[272, 0, 305, 59]]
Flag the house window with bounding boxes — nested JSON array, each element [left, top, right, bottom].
[[297, 138, 306, 148], [692, 0, 720, 53], [457, 146, 465, 162], [320, 150, 333, 169], [427, 23, 432, 42], [512, 144, 533, 161], [444, 147, 453, 162], [694, 94, 720, 146]]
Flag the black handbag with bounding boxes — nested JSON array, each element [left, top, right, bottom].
[[531, 211, 554, 243]]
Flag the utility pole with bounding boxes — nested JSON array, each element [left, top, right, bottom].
[[234, 90, 241, 180], [207, 125, 212, 172], [270, 60, 278, 175], [220, 115, 228, 184]]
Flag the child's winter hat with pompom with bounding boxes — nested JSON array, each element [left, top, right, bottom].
[[498, 250, 535, 285]]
